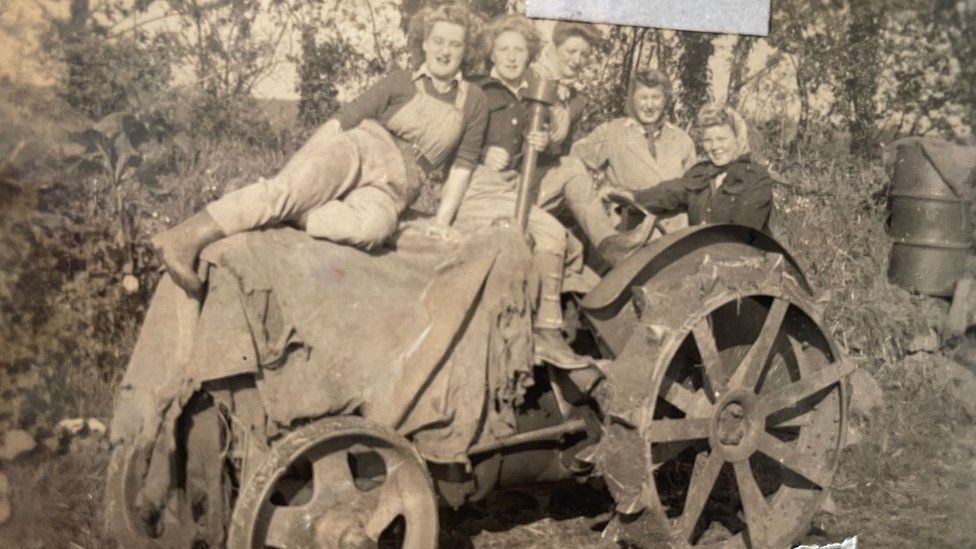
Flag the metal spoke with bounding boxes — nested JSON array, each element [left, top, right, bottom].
[[767, 414, 812, 428], [733, 461, 768, 548], [729, 298, 789, 393], [788, 335, 813, 378], [364, 461, 409, 539], [651, 441, 696, 465], [674, 451, 724, 542], [264, 505, 317, 548], [758, 360, 854, 418], [312, 450, 357, 503], [692, 318, 726, 400], [647, 418, 711, 444], [757, 432, 832, 488], [663, 378, 708, 415]]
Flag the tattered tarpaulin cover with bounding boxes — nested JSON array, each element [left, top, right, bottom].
[[111, 223, 536, 467]]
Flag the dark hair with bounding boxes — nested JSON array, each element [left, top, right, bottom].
[[406, 4, 485, 74], [551, 21, 601, 47], [479, 14, 543, 66], [631, 69, 673, 102]]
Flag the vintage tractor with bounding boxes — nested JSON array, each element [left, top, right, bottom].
[[105, 85, 852, 549]]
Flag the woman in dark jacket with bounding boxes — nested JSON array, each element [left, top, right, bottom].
[[600, 104, 773, 265]]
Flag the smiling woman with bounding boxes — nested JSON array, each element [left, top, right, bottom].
[[150, 2, 488, 297], [613, 103, 774, 239]]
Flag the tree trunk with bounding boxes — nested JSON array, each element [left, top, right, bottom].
[[726, 36, 754, 108], [676, 32, 715, 124], [846, 1, 883, 157]]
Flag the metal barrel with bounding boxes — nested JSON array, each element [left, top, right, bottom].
[[888, 138, 975, 296]]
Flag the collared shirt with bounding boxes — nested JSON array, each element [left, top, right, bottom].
[[489, 66, 529, 97], [571, 116, 696, 190], [334, 66, 487, 170], [413, 63, 463, 88]]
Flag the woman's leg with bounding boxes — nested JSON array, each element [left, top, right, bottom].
[[153, 130, 362, 295], [527, 208, 596, 374], [304, 186, 400, 250]]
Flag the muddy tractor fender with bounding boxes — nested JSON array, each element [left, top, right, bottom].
[[581, 224, 812, 356]]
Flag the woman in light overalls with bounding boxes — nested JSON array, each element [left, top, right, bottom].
[[152, 4, 488, 296]]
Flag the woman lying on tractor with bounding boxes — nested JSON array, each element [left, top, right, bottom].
[[151, 3, 488, 297]]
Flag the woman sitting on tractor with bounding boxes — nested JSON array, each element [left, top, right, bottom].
[[452, 14, 600, 383], [151, 3, 487, 296], [601, 104, 774, 265], [570, 69, 697, 235]]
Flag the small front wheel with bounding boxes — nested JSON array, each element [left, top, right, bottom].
[[228, 416, 439, 548]]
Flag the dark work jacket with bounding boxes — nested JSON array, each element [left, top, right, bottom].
[[474, 74, 531, 171], [632, 154, 773, 233]]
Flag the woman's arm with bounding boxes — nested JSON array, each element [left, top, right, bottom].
[[334, 69, 410, 130], [630, 177, 692, 215], [434, 165, 474, 227], [569, 121, 611, 171]]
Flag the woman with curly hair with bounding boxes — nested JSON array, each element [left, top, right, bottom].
[[605, 104, 774, 264], [151, 3, 488, 296], [571, 69, 696, 236], [450, 14, 603, 380]]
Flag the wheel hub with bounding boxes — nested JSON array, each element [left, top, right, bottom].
[[716, 402, 746, 446], [709, 389, 761, 462]]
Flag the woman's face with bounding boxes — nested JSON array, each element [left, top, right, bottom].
[[631, 82, 668, 126], [491, 30, 530, 84], [554, 35, 590, 80], [701, 124, 739, 166], [423, 21, 466, 79]]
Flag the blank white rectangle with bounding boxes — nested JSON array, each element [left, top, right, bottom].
[[525, 0, 770, 36]]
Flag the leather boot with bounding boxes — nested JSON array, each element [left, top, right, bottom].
[[151, 210, 225, 296], [596, 214, 657, 268], [533, 247, 593, 370]]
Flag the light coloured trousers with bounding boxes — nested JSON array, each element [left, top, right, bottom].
[[207, 126, 406, 250]]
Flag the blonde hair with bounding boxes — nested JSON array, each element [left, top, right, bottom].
[[406, 4, 484, 74], [697, 103, 751, 156], [479, 14, 543, 67]]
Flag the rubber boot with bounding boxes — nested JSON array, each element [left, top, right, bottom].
[[533, 247, 596, 373], [151, 210, 225, 297], [596, 214, 657, 267]]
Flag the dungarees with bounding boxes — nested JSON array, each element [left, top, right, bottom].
[[206, 79, 468, 249]]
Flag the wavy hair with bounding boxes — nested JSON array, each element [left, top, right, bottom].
[[697, 103, 751, 155], [625, 69, 673, 120], [478, 14, 543, 69], [551, 21, 602, 47], [406, 4, 485, 75]]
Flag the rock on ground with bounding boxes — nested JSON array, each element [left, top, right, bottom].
[[847, 369, 884, 421], [0, 430, 36, 462]]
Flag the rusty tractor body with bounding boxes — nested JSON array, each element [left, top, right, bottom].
[[105, 221, 851, 549]]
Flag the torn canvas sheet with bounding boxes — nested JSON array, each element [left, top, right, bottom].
[[110, 222, 537, 512]]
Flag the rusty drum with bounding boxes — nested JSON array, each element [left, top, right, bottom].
[[888, 138, 975, 296]]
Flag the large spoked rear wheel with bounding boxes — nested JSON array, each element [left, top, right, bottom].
[[227, 416, 439, 549], [642, 286, 850, 548]]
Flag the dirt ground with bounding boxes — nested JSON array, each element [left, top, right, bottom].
[[2, 347, 974, 548]]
